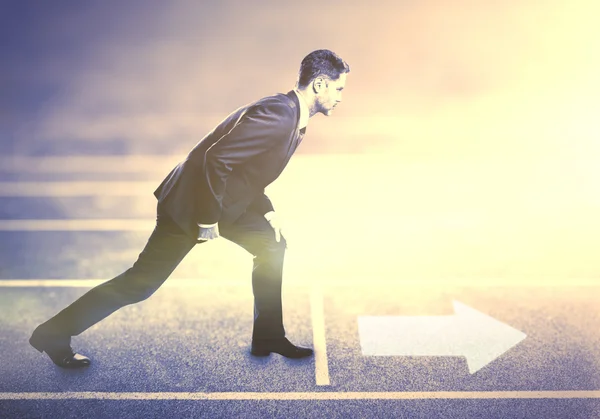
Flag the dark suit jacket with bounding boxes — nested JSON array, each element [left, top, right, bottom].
[[154, 90, 305, 239]]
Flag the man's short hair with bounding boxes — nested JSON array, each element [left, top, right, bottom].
[[297, 49, 350, 89]]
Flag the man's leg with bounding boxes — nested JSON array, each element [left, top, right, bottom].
[[220, 209, 286, 341], [33, 206, 196, 344], [220, 209, 312, 358]]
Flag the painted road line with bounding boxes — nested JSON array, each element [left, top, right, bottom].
[[0, 153, 382, 174], [0, 280, 258, 288], [0, 156, 185, 173], [0, 181, 156, 196], [1, 391, 600, 400], [0, 219, 154, 231], [0, 279, 599, 288], [358, 300, 527, 374], [311, 286, 330, 386]]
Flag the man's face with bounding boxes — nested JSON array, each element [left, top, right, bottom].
[[314, 73, 347, 116]]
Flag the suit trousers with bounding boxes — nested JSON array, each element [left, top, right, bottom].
[[39, 203, 287, 342]]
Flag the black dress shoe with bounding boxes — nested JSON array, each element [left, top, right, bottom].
[[29, 326, 91, 369], [251, 337, 313, 359]]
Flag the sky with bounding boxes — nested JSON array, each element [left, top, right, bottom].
[[2, 0, 599, 161], [2, 0, 600, 281]]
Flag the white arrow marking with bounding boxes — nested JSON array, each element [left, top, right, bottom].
[[358, 300, 526, 374]]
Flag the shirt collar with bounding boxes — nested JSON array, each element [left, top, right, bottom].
[[293, 89, 310, 130]]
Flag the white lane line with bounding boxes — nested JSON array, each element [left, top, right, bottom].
[[0, 219, 154, 231], [310, 286, 330, 386], [0, 181, 156, 196], [0, 279, 257, 288], [0, 156, 185, 173], [0, 154, 364, 174], [0, 279, 599, 288], [1, 391, 600, 400]]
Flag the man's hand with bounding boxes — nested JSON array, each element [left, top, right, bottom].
[[264, 211, 286, 245], [197, 224, 219, 242]]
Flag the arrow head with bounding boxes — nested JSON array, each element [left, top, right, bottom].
[[452, 300, 526, 374]]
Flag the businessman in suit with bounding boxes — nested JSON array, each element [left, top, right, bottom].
[[30, 49, 350, 368]]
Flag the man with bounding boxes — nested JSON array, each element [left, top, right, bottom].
[[29, 49, 350, 368]]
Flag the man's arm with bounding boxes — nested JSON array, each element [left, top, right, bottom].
[[198, 102, 294, 225], [246, 191, 275, 216]]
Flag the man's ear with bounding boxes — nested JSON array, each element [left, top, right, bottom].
[[312, 77, 327, 93]]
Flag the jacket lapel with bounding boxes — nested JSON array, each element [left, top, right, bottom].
[[279, 90, 304, 164]]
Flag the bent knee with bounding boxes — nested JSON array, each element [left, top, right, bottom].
[[255, 237, 287, 260]]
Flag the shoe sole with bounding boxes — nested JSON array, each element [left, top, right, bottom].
[[250, 349, 271, 357], [250, 348, 313, 359]]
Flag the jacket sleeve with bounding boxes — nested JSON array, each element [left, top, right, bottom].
[[197, 102, 294, 224]]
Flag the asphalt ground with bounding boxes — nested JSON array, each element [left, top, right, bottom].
[[1, 155, 600, 418]]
